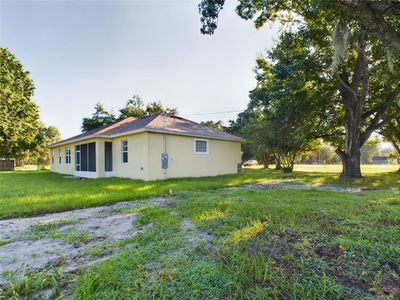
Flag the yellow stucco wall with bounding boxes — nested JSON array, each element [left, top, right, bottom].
[[50, 132, 241, 180], [110, 133, 149, 180], [49, 138, 99, 176], [147, 133, 241, 180], [50, 134, 149, 180]]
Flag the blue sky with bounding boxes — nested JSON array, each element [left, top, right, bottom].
[[1, 0, 278, 139]]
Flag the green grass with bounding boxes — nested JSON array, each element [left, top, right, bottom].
[[73, 188, 400, 299], [0, 265, 62, 299], [1, 165, 399, 298], [0, 165, 399, 219]]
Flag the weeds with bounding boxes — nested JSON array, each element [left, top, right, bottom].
[[0, 264, 61, 299]]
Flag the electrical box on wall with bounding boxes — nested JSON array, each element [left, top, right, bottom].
[[161, 153, 168, 169]]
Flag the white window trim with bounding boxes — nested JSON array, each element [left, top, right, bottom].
[[121, 140, 128, 163], [194, 138, 209, 154], [58, 149, 62, 164], [65, 147, 71, 164]]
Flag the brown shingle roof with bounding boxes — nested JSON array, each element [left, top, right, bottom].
[[51, 114, 244, 147]]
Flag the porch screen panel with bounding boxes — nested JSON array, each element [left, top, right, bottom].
[[88, 142, 96, 172], [81, 144, 88, 171]]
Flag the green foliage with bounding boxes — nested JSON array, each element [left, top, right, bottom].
[[232, 32, 324, 172], [81, 103, 116, 132], [199, 1, 400, 178], [82, 96, 179, 132], [31, 124, 60, 165], [0, 265, 61, 299], [118, 95, 146, 119], [200, 120, 226, 131], [198, 0, 400, 56], [381, 117, 400, 169], [301, 143, 340, 164], [0, 48, 41, 160], [118, 95, 178, 120], [360, 138, 379, 164]]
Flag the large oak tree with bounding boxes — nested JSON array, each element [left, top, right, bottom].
[[0, 48, 41, 161], [198, 0, 400, 56], [198, 1, 400, 177]]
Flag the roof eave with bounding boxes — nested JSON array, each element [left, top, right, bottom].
[[49, 127, 244, 148], [145, 128, 245, 142]]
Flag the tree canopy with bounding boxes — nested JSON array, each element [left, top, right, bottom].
[[204, 1, 400, 177], [119, 95, 178, 120], [82, 96, 178, 132], [0, 48, 41, 161], [200, 120, 226, 131], [198, 0, 400, 56], [33, 124, 61, 165], [82, 103, 117, 132], [381, 117, 400, 170]]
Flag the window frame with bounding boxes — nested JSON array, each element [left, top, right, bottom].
[[121, 140, 128, 163], [51, 150, 55, 164], [65, 147, 71, 164], [75, 145, 81, 171], [194, 138, 209, 154], [58, 149, 62, 164]]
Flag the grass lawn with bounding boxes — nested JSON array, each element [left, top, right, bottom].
[[0, 165, 399, 298], [0, 165, 399, 219], [73, 188, 400, 299]]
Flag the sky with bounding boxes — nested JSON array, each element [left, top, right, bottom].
[[0, 0, 278, 139]]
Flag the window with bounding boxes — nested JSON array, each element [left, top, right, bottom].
[[122, 140, 128, 163], [59, 149, 62, 164], [75, 142, 96, 172], [75, 145, 80, 171], [51, 150, 54, 164], [194, 139, 208, 154], [65, 147, 71, 164]]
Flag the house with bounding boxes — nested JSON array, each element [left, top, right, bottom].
[[371, 155, 390, 164], [49, 114, 244, 180]]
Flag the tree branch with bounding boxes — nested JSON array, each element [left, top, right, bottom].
[[337, 71, 358, 107], [362, 86, 400, 118], [336, 0, 400, 56]]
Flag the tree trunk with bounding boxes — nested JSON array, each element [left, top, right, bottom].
[[336, 148, 362, 178], [335, 110, 363, 178], [275, 154, 282, 170], [262, 152, 269, 169], [263, 159, 269, 169]]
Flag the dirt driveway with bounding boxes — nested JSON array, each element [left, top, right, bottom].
[[0, 198, 174, 286]]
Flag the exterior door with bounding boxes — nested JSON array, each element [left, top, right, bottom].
[[105, 142, 113, 172]]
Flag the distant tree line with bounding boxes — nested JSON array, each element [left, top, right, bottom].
[[81, 96, 178, 132]]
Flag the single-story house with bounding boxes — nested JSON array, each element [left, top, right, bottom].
[[49, 114, 244, 180]]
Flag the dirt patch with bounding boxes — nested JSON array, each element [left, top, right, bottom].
[[242, 182, 399, 193], [0, 198, 168, 286], [181, 217, 212, 251]]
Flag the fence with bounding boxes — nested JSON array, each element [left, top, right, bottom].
[[0, 159, 15, 171]]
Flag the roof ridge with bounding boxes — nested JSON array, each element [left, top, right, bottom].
[[50, 113, 244, 147], [144, 113, 162, 128], [94, 116, 135, 134]]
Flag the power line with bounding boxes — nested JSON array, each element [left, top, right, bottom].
[[182, 110, 243, 116]]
